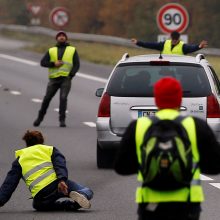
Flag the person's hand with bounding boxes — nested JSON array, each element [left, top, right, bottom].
[[58, 180, 68, 195], [54, 60, 64, 67], [199, 40, 208, 49], [131, 38, 138, 44]]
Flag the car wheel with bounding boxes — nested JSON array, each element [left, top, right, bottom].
[[97, 141, 116, 169]]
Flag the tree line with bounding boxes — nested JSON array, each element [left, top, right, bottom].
[[0, 0, 219, 47]]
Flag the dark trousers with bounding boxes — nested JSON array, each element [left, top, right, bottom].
[[33, 179, 93, 211], [138, 203, 201, 220], [38, 77, 71, 121]]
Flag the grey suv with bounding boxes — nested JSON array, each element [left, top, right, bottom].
[[96, 53, 220, 168]]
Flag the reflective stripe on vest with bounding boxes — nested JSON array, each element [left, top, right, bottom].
[[162, 40, 184, 55], [135, 109, 204, 203], [15, 144, 57, 197], [48, 46, 75, 78]]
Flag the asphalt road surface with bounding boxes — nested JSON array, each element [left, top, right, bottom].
[[0, 36, 220, 220]]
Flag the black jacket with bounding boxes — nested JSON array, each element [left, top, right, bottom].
[[115, 116, 220, 175], [114, 116, 220, 216], [0, 147, 67, 206], [136, 40, 201, 55], [40, 42, 80, 78]]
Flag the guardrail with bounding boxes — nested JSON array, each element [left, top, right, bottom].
[[0, 24, 132, 47], [0, 24, 220, 56]]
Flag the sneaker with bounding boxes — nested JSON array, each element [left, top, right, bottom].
[[60, 121, 66, 127], [69, 191, 91, 209], [33, 118, 42, 127]]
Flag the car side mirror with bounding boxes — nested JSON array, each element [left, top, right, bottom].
[[95, 88, 104, 97]]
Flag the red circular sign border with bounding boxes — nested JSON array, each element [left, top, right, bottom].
[[50, 7, 70, 28], [157, 3, 189, 34]]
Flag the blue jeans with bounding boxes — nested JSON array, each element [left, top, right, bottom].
[[32, 179, 93, 211]]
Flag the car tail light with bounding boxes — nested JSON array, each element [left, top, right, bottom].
[[150, 61, 170, 65], [97, 92, 110, 117], [207, 94, 220, 118]]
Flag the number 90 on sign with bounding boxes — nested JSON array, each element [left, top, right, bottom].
[[157, 3, 189, 34], [164, 13, 182, 26]]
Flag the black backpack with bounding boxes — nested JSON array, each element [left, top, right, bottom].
[[140, 116, 193, 190]]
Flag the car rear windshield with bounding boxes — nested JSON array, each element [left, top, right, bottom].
[[107, 63, 212, 97]]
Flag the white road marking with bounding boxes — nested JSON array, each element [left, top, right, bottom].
[[77, 72, 107, 83], [200, 175, 220, 190], [209, 183, 220, 189], [0, 53, 107, 83], [2, 53, 220, 192], [10, 90, 21, 95], [54, 108, 68, 113], [0, 53, 38, 66], [200, 174, 214, 181], [31, 98, 42, 103], [83, 122, 96, 127]]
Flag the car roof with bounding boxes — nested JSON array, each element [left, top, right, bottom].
[[118, 53, 210, 66]]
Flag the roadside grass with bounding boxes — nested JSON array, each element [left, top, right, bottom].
[[1, 29, 220, 76]]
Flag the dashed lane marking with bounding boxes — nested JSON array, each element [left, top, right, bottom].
[[31, 98, 42, 103], [0, 53, 107, 83], [54, 108, 68, 113], [2, 53, 220, 192], [77, 72, 107, 83], [10, 90, 21, 95], [200, 174, 214, 181], [0, 53, 38, 66], [83, 122, 96, 127], [209, 183, 220, 189], [200, 175, 220, 190]]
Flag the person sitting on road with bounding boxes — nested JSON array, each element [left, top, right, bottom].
[[0, 130, 93, 211], [131, 31, 208, 55]]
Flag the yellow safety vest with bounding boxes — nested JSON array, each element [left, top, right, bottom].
[[135, 109, 204, 203], [15, 144, 57, 197], [48, 46, 76, 78], [162, 39, 184, 55]]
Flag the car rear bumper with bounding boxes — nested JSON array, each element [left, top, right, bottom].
[[207, 118, 220, 143], [97, 117, 220, 150], [96, 117, 122, 149]]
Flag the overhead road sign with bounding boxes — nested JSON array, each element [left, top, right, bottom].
[[157, 3, 189, 34]]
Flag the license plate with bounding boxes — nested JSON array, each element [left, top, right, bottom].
[[138, 111, 156, 117]]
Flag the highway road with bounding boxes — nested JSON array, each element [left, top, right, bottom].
[[0, 36, 220, 220]]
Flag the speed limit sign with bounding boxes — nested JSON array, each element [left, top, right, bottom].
[[157, 3, 189, 34]]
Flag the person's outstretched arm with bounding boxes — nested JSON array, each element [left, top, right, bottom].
[[0, 159, 22, 207], [183, 40, 208, 54], [131, 38, 164, 51]]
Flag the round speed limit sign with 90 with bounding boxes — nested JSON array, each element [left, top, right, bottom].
[[157, 3, 189, 34]]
